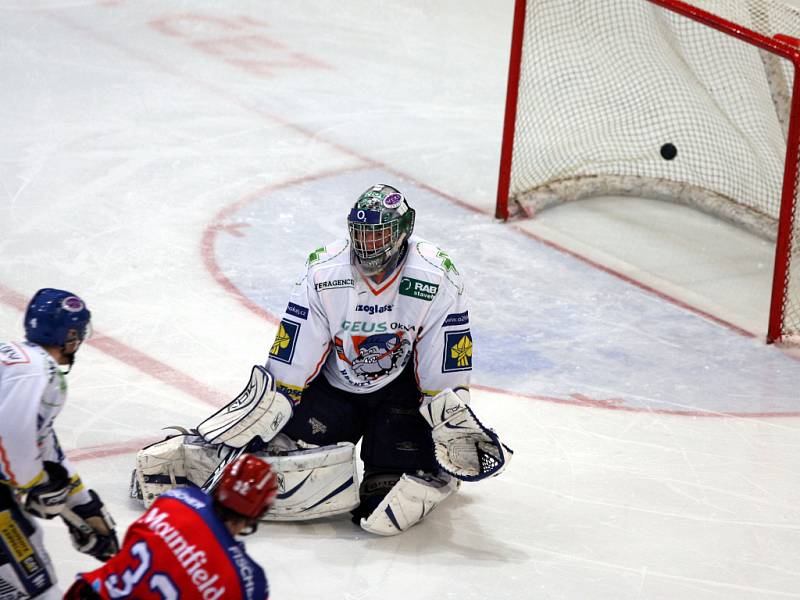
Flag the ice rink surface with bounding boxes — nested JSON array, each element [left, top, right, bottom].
[[1, 1, 800, 598]]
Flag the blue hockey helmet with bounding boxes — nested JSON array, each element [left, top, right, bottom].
[[24, 288, 91, 348], [347, 184, 415, 275]]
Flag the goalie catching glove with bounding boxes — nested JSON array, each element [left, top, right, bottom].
[[62, 490, 119, 561], [420, 389, 512, 481]]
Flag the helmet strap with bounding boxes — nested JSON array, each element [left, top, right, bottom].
[[60, 348, 76, 374], [59, 330, 83, 374]]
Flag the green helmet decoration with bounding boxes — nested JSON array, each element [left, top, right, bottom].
[[347, 184, 415, 276]]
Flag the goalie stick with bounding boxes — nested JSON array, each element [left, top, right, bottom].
[[200, 445, 248, 494]]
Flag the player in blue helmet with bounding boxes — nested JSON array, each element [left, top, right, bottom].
[[0, 289, 117, 598], [25, 288, 92, 373]]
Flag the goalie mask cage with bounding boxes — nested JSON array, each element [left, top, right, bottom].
[[496, 0, 800, 344]]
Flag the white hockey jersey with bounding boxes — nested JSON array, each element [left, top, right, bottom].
[[266, 236, 472, 404], [0, 341, 89, 502]]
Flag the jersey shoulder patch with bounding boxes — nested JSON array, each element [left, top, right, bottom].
[[412, 240, 465, 295], [305, 239, 350, 269], [0, 342, 31, 366], [296, 239, 350, 286]]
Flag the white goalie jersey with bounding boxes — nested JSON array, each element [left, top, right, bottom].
[[266, 236, 472, 404]]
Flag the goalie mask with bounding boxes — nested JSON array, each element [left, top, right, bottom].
[[348, 184, 415, 276]]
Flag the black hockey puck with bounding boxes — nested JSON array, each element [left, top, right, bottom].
[[660, 143, 677, 160]]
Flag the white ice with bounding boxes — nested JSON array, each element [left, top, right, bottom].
[[1, 1, 799, 599]]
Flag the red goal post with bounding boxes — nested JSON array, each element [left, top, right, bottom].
[[496, 0, 800, 344]]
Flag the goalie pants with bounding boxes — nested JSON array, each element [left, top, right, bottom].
[[0, 485, 59, 599], [281, 362, 437, 476]]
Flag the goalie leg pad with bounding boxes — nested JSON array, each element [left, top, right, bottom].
[[133, 434, 242, 507], [261, 441, 360, 521], [133, 434, 360, 519], [133, 435, 194, 508], [359, 471, 459, 536]]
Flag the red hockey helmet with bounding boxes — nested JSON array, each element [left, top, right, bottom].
[[214, 454, 278, 519]]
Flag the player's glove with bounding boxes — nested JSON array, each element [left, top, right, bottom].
[[62, 490, 119, 561], [24, 461, 70, 519], [420, 389, 513, 482]]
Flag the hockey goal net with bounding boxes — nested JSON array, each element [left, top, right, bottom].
[[496, 0, 800, 344]]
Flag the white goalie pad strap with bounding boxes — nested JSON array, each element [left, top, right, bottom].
[[360, 472, 459, 536], [261, 441, 360, 521], [420, 389, 513, 482], [197, 365, 293, 448]]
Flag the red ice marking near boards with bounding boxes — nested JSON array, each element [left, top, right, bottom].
[[148, 13, 330, 78]]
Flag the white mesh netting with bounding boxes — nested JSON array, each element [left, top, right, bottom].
[[508, 0, 800, 341]]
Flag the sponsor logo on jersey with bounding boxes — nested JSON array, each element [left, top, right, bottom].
[[229, 544, 258, 600], [354, 303, 393, 315], [142, 507, 226, 599], [0, 342, 29, 366], [315, 278, 354, 291], [286, 302, 309, 320], [276, 380, 302, 404], [399, 277, 438, 301], [164, 488, 207, 510], [442, 329, 473, 372], [340, 321, 415, 334], [0, 510, 36, 563], [307, 246, 327, 265], [436, 249, 459, 275], [442, 311, 469, 327], [334, 331, 412, 381], [270, 319, 301, 365]]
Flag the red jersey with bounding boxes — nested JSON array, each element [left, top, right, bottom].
[[77, 487, 268, 599]]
